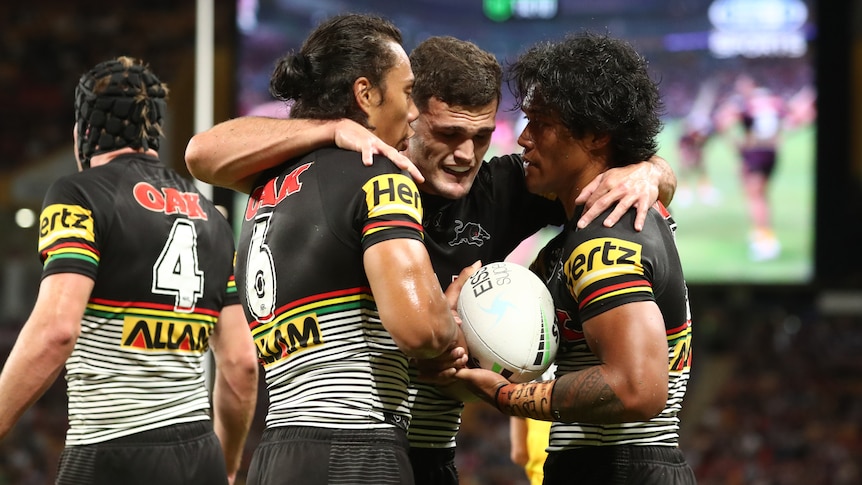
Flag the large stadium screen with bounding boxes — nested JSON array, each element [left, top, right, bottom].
[[234, 0, 817, 285]]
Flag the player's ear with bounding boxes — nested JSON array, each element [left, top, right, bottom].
[[587, 133, 610, 150], [354, 77, 380, 115]]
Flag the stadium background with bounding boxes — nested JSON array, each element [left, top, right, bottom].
[[1, 1, 861, 483]]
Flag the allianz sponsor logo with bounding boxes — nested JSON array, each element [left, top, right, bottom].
[[707, 0, 809, 58]]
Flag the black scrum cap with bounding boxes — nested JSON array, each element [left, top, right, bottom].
[[74, 57, 168, 168]]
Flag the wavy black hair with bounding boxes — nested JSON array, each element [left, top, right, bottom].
[[508, 31, 664, 166]]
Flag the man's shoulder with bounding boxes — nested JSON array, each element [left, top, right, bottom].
[[574, 204, 669, 247], [485, 153, 523, 170], [303, 147, 406, 178]]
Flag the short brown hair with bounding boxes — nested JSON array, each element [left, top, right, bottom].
[[410, 36, 502, 112]]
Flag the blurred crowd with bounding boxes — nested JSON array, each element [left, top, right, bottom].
[[0, 1, 196, 174], [682, 297, 862, 485]]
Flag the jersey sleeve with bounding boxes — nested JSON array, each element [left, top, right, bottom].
[[38, 176, 105, 280], [561, 210, 659, 323], [354, 155, 425, 251], [223, 251, 240, 307]]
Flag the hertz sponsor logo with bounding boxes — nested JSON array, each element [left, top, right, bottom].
[[121, 317, 210, 352], [564, 237, 643, 295], [568, 237, 642, 279], [39, 204, 95, 248], [256, 314, 323, 366], [362, 174, 422, 222]]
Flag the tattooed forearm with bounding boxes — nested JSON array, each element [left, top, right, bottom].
[[491, 367, 639, 423], [552, 366, 626, 423], [495, 381, 556, 421]]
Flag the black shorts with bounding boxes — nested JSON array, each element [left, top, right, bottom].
[[409, 447, 458, 485], [247, 426, 414, 485], [55, 421, 227, 485], [741, 147, 777, 177], [543, 445, 696, 485]]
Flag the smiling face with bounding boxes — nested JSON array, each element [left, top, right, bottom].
[[406, 97, 498, 199], [364, 42, 419, 151]]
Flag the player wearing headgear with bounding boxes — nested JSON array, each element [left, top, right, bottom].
[[0, 56, 258, 485]]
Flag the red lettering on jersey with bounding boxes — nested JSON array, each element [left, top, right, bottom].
[[556, 309, 583, 342], [133, 182, 209, 219], [162, 188, 188, 215], [134, 182, 164, 211], [245, 162, 313, 220], [181, 193, 207, 219]]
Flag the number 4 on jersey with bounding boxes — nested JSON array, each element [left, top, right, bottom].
[[153, 219, 204, 312]]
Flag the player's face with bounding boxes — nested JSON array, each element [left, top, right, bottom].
[[406, 97, 497, 199], [365, 43, 419, 151], [517, 108, 589, 202]]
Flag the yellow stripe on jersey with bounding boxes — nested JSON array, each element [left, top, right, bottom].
[[45, 246, 99, 260], [253, 292, 374, 336], [586, 285, 651, 307], [87, 301, 218, 324]]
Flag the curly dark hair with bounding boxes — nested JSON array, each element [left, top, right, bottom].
[[410, 36, 502, 112], [269, 13, 402, 127], [508, 31, 663, 167]]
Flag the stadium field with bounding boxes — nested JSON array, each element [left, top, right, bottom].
[[656, 119, 815, 285]]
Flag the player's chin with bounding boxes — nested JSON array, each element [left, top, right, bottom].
[[395, 137, 410, 152], [437, 183, 471, 200], [524, 175, 544, 195]]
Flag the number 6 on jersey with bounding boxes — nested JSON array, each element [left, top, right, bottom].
[[246, 215, 277, 322]]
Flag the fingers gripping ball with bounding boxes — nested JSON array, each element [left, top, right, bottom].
[[457, 262, 559, 383]]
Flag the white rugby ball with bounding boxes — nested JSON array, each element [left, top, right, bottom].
[[457, 261, 558, 383]]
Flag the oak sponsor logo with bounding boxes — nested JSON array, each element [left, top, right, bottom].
[[121, 316, 210, 352], [255, 313, 323, 366], [133, 182, 208, 219], [245, 163, 312, 220], [39, 204, 95, 247], [362, 174, 421, 223]]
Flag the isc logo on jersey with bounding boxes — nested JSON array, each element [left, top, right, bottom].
[[362, 174, 422, 224], [121, 317, 210, 352], [564, 237, 644, 297], [39, 204, 95, 250]]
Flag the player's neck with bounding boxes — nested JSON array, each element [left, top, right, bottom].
[[89, 147, 159, 168], [562, 164, 606, 220]]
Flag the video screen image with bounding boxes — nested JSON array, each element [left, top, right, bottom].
[[235, 0, 816, 284]]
